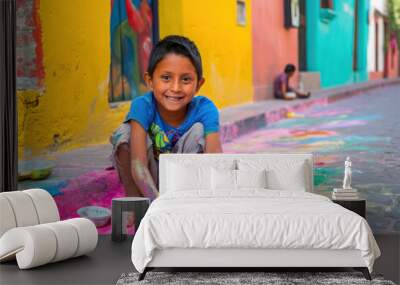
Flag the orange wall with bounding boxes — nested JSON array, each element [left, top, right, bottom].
[[251, 0, 298, 101], [368, 71, 384, 80], [371, 38, 399, 80], [385, 39, 399, 79]]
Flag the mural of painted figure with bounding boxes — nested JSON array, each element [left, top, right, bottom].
[[110, 0, 153, 102]]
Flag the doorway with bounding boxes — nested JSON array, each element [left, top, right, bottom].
[[298, 0, 306, 71]]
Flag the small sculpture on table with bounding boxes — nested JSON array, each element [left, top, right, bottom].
[[342, 156, 352, 190], [332, 157, 359, 200]]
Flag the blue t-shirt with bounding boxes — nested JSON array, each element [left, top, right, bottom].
[[124, 92, 220, 156]]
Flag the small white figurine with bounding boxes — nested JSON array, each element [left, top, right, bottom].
[[342, 156, 352, 189]]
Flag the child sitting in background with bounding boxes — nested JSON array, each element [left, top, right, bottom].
[[273, 64, 310, 100], [110, 35, 222, 201]]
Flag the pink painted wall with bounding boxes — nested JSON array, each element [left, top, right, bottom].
[[251, 0, 299, 101]]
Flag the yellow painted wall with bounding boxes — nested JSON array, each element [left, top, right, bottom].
[[158, 0, 254, 109], [17, 91, 32, 159], [19, 0, 254, 158], [19, 0, 128, 158]]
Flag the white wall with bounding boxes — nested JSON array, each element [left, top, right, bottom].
[[367, 0, 387, 73]]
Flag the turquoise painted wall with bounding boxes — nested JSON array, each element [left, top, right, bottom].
[[306, 0, 369, 88], [354, 0, 369, 83]]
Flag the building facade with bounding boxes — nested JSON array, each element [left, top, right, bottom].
[[16, 0, 398, 159], [158, 0, 254, 108], [251, 0, 299, 100], [305, 0, 369, 88], [367, 0, 399, 79]]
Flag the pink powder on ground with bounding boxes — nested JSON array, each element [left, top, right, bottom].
[[54, 169, 126, 235]]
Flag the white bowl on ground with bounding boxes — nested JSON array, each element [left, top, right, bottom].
[[77, 206, 111, 228]]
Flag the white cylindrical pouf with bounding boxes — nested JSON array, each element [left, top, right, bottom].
[[0, 196, 17, 237], [1, 192, 39, 227], [64, 218, 98, 257], [23, 189, 60, 224], [42, 221, 79, 263]]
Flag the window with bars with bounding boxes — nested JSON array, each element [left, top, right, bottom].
[[237, 0, 246, 26]]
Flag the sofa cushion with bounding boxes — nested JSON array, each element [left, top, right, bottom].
[[0, 189, 60, 238], [23, 189, 60, 224], [0, 196, 17, 237], [0, 218, 97, 269], [0, 192, 39, 227]]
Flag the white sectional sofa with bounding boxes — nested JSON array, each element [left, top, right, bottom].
[[0, 189, 98, 269]]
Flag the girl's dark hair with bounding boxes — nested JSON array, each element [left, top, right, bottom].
[[147, 35, 203, 80], [284, 64, 296, 74]]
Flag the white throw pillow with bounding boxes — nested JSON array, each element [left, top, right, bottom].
[[236, 169, 268, 189], [266, 168, 306, 191], [167, 162, 211, 191], [238, 159, 309, 191], [211, 168, 237, 190]]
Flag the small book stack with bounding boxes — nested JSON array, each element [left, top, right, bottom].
[[332, 188, 359, 200]]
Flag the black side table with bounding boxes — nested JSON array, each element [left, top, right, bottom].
[[112, 197, 150, 241], [332, 199, 366, 218]]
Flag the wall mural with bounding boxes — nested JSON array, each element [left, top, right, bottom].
[[17, 0, 156, 235], [224, 91, 400, 234], [19, 89, 399, 235], [14, 1, 398, 238], [109, 0, 153, 102], [41, 89, 398, 235]]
